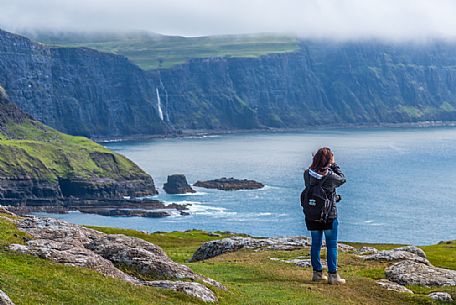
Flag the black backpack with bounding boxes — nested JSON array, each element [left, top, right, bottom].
[[300, 174, 333, 223]]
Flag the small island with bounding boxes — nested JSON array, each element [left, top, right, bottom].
[[194, 177, 264, 191], [163, 174, 196, 194]]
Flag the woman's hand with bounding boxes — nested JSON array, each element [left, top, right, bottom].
[[329, 155, 335, 166]]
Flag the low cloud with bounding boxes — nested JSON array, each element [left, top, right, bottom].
[[1, 0, 456, 40]]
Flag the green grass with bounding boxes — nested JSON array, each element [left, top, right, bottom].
[[90, 226, 456, 304], [0, 214, 454, 304], [26, 32, 300, 70], [0, 104, 147, 182]]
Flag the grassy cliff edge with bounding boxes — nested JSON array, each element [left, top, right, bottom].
[[0, 86, 157, 204]]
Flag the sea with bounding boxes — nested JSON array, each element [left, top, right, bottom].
[[36, 127, 456, 245]]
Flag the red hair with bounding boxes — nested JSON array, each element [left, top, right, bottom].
[[310, 147, 333, 175]]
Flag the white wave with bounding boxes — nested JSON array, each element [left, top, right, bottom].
[[174, 191, 208, 196], [258, 185, 281, 191], [163, 200, 202, 206]]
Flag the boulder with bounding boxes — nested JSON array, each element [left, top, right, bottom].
[[194, 177, 264, 191], [163, 174, 195, 194], [394, 246, 427, 259], [361, 249, 430, 265], [376, 279, 413, 294], [386, 260, 456, 287], [428, 292, 453, 302], [270, 257, 327, 269], [189, 236, 354, 262], [143, 281, 217, 303], [10, 216, 223, 302], [9, 239, 137, 283], [189, 236, 311, 262], [354, 246, 378, 255], [0, 290, 15, 305]]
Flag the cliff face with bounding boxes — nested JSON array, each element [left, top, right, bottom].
[[0, 86, 157, 205], [153, 42, 456, 129], [2, 29, 456, 137], [0, 29, 168, 137]]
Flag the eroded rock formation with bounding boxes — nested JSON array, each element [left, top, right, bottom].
[[8, 216, 224, 302]]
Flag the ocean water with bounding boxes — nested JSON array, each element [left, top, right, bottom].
[[37, 128, 456, 245]]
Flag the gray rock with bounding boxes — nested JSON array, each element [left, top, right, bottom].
[[337, 243, 356, 253], [189, 236, 311, 262], [362, 249, 430, 265], [386, 260, 456, 287], [376, 279, 413, 294], [190, 235, 355, 262], [354, 246, 378, 255], [428, 292, 453, 302], [394, 246, 427, 259], [270, 257, 327, 269], [144, 281, 217, 303], [9, 239, 138, 283], [10, 216, 224, 302], [0, 289, 15, 305]]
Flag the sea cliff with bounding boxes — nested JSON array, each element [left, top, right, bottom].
[[2, 29, 456, 138]]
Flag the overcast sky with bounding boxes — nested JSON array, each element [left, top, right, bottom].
[[1, 0, 456, 40]]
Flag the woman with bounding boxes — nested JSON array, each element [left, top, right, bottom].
[[303, 147, 346, 284]]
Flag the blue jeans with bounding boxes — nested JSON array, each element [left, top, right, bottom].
[[310, 218, 338, 273]]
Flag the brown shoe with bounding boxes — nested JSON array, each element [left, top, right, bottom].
[[312, 270, 328, 282], [328, 273, 346, 285]]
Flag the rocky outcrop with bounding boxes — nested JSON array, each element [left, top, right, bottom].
[[143, 281, 217, 303], [8, 216, 224, 302], [376, 279, 413, 294], [189, 236, 354, 262], [0, 290, 14, 305], [361, 246, 430, 265], [428, 292, 453, 302], [385, 260, 456, 287], [358, 245, 456, 292], [163, 174, 195, 194], [194, 178, 264, 191], [353, 246, 378, 255]]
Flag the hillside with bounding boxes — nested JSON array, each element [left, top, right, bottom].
[[23, 31, 299, 69], [0, 211, 454, 304], [0, 86, 157, 205], [2, 29, 456, 137]]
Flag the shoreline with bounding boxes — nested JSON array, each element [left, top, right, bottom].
[[94, 120, 456, 143]]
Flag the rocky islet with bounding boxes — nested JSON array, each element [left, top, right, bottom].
[[194, 177, 265, 191]]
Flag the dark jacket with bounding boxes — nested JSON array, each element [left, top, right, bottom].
[[303, 163, 346, 230]]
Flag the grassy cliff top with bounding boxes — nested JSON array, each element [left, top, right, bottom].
[[24, 31, 299, 70], [0, 212, 454, 304], [0, 87, 149, 182]]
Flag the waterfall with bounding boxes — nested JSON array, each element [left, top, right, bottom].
[[156, 88, 164, 121], [159, 77, 169, 122]]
